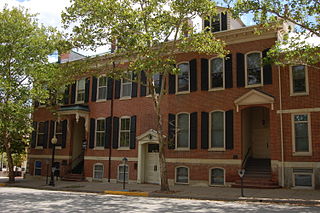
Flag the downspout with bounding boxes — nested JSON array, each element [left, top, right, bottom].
[[278, 65, 285, 187]]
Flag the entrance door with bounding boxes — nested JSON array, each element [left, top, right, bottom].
[[252, 129, 269, 158], [145, 144, 160, 184]]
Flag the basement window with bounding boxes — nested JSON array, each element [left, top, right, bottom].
[[293, 168, 314, 188]]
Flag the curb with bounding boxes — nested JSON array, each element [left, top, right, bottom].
[[0, 183, 6, 187], [104, 190, 149, 197]]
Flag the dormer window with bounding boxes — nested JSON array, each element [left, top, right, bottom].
[[203, 12, 228, 32]]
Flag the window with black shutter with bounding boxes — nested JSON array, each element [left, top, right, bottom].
[[84, 77, 90, 103], [92, 76, 98, 102], [107, 77, 114, 100], [140, 71, 147, 97], [263, 48, 272, 85], [105, 117, 112, 148], [190, 112, 197, 149], [114, 80, 121, 99], [130, 116, 136, 149], [225, 54, 233, 88], [201, 58, 209, 91], [201, 112, 209, 149], [189, 59, 197, 92], [236, 53, 245, 87], [89, 118, 95, 149], [225, 110, 234, 150], [112, 117, 119, 149]]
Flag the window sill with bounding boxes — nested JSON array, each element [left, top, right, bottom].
[[35, 146, 43, 150], [290, 92, 309, 97], [292, 186, 314, 190], [209, 183, 225, 187], [96, 99, 108, 103], [93, 147, 105, 150], [75, 101, 85, 104], [117, 147, 130, 151], [292, 152, 312, 157], [55, 146, 62, 150], [208, 148, 226, 152], [174, 148, 190, 151], [245, 84, 263, 88], [208, 87, 225, 92], [119, 96, 132, 101], [175, 182, 189, 185], [175, 91, 190, 95]]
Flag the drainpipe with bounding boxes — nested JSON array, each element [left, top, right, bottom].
[[278, 65, 285, 187]]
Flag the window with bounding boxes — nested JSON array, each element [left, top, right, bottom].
[[119, 117, 130, 148], [204, 14, 222, 32], [176, 113, 189, 149], [121, 72, 132, 98], [34, 161, 42, 176], [293, 168, 313, 188], [97, 76, 108, 100], [76, 78, 86, 103], [146, 73, 161, 95], [96, 119, 105, 147], [210, 111, 225, 150], [209, 58, 224, 89], [210, 168, 225, 185], [292, 114, 311, 155], [246, 52, 262, 86], [176, 167, 189, 184], [118, 164, 128, 182], [93, 164, 104, 180], [36, 122, 45, 147], [55, 121, 63, 146], [176, 63, 190, 93], [291, 65, 308, 95]]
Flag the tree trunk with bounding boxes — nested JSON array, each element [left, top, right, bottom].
[[3, 138, 15, 182]]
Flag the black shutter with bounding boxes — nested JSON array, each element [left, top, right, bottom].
[[89, 118, 95, 149], [107, 77, 113, 100], [130, 116, 136, 149], [49, 121, 54, 148], [221, 12, 227, 31], [43, 121, 49, 148], [112, 117, 119, 149], [71, 83, 76, 104], [201, 58, 209, 91], [169, 74, 176, 94], [91, 76, 97, 102], [201, 112, 209, 149], [263, 48, 272, 85], [168, 114, 176, 149], [140, 71, 147, 97], [31, 122, 37, 148], [225, 54, 233, 88], [190, 112, 197, 149], [131, 73, 138, 98], [204, 17, 210, 31], [114, 80, 121, 99], [84, 77, 90, 103], [226, 110, 234, 150], [236, 53, 245, 87], [62, 120, 67, 148], [63, 85, 70, 104], [105, 117, 112, 148], [190, 59, 197, 92]]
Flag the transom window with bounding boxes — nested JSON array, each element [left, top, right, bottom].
[[118, 165, 129, 182], [93, 164, 104, 180], [246, 52, 262, 86], [293, 114, 310, 154], [210, 111, 225, 149], [177, 63, 190, 93], [36, 122, 45, 147], [76, 78, 86, 102], [121, 72, 132, 98], [210, 168, 225, 185], [97, 76, 108, 100], [210, 58, 224, 89], [34, 161, 42, 176], [119, 117, 130, 148], [291, 65, 307, 94], [176, 167, 189, 184], [96, 119, 105, 147], [176, 113, 189, 149]]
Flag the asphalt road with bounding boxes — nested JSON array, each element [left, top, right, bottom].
[[0, 187, 319, 213]]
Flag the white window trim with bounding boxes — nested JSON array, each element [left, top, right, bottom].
[[208, 57, 225, 91], [93, 163, 104, 180], [291, 113, 312, 156], [202, 12, 222, 32], [208, 111, 226, 151], [117, 164, 129, 183], [95, 118, 105, 149], [289, 65, 309, 96], [176, 62, 190, 94], [245, 51, 263, 88], [118, 116, 131, 149], [175, 112, 190, 151], [175, 166, 189, 185], [36, 122, 45, 148], [34, 160, 41, 176], [209, 167, 225, 186], [97, 75, 108, 101], [120, 72, 132, 99], [292, 169, 314, 189], [75, 78, 85, 104]]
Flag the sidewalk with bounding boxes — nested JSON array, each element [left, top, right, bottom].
[[1, 177, 320, 206]]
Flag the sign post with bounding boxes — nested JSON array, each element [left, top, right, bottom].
[[238, 169, 245, 197]]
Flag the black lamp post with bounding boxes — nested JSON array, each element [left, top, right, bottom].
[[49, 122, 58, 186], [122, 157, 128, 190]]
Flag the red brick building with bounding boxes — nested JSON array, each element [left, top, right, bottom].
[[28, 12, 320, 189]]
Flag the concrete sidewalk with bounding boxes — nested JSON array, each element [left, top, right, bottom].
[[1, 177, 320, 206]]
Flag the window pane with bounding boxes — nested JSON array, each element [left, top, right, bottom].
[[78, 79, 85, 90], [120, 132, 130, 147], [295, 174, 312, 187], [210, 58, 223, 88], [154, 73, 161, 94], [96, 132, 105, 147], [118, 165, 128, 182], [294, 114, 308, 122], [94, 165, 103, 179], [38, 122, 45, 133], [122, 84, 131, 97], [121, 118, 130, 130], [292, 65, 306, 93], [295, 123, 309, 152], [35, 161, 42, 168], [97, 120, 105, 131], [211, 112, 224, 148], [211, 15, 220, 32], [178, 63, 189, 92], [177, 114, 189, 148], [211, 168, 224, 185], [98, 87, 107, 99], [98, 76, 107, 87], [176, 167, 188, 183], [247, 53, 261, 85]]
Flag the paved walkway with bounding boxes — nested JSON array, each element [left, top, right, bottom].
[[1, 177, 320, 206]]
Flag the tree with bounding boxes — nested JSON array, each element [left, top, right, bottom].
[[0, 6, 67, 182], [62, 0, 228, 191], [228, 0, 320, 65]]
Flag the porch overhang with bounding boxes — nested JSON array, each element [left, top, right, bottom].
[[234, 89, 274, 112], [57, 104, 90, 132]]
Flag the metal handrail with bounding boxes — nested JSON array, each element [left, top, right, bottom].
[[241, 146, 252, 169]]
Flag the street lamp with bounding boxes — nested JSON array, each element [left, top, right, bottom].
[[49, 122, 58, 186], [122, 157, 128, 190]]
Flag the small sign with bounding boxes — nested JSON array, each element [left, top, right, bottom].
[[238, 169, 245, 178]]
